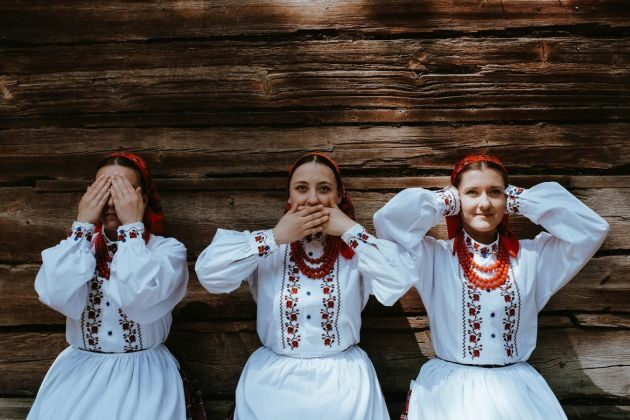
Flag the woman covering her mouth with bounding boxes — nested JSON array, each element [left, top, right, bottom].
[[373, 154, 609, 420], [195, 152, 415, 420]]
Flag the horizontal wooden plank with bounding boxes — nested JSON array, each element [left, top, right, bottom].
[[1, 1, 628, 43], [34, 176, 630, 193], [575, 313, 630, 329], [0, 189, 625, 265], [3, 107, 629, 128], [1, 328, 627, 400], [3, 38, 629, 76], [1, 254, 627, 327], [1, 125, 629, 181], [1, 68, 628, 125]]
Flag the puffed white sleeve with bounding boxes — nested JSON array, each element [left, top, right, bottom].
[[341, 224, 416, 306], [107, 223, 189, 324], [373, 187, 459, 297], [34, 222, 96, 319], [195, 228, 278, 295], [510, 183, 610, 310]]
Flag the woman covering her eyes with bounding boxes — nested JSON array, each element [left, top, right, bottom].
[[195, 152, 415, 420], [28, 153, 191, 420], [373, 154, 609, 420]]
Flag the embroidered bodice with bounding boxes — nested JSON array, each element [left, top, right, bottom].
[[374, 182, 609, 365], [35, 222, 189, 353], [195, 224, 415, 357]]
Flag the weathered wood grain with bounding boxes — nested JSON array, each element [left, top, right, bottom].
[[1, 1, 629, 43], [1, 125, 629, 181], [1, 67, 627, 125], [3, 38, 629, 76]]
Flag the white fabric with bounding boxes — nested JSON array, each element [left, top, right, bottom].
[[30, 222, 189, 419], [406, 359, 566, 419], [27, 345, 184, 420], [235, 346, 389, 420], [196, 223, 415, 419], [374, 182, 609, 419]]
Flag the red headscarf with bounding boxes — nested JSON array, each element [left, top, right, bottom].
[[448, 154, 519, 258], [94, 152, 164, 278], [287, 152, 356, 259]]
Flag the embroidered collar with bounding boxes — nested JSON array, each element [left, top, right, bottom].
[[462, 230, 499, 258]]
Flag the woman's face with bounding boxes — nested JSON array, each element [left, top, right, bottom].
[[95, 164, 142, 235], [288, 162, 340, 208], [457, 167, 506, 242]]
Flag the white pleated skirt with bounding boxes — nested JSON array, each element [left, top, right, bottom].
[[405, 358, 567, 420], [27, 344, 186, 420], [234, 345, 390, 420]]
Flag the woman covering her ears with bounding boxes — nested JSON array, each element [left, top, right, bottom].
[[373, 154, 609, 420], [195, 152, 415, 420], [29, 153, 193, 420]]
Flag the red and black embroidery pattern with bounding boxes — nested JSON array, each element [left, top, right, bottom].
[[344, 227, 371, 250], [463, 282, 483, 359], [254, 230, 274, 257], [282, 251, 302, 350], [118, 308, 143, 352], [505, 185, 525, 215], [81, 275, 103, 351], [499, 263, 520, 358], [320, 259, 341, 347], [436, 188, 460, 216]]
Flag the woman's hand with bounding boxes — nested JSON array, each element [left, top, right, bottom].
[[110, 174, 146, 225], [321, 201, 356, 236], [77, 175, 111, 224], [273, 203, 330, 244]]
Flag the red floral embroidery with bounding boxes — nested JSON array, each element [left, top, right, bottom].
[[344, 226, 372, 250], [69, 225, 93, 243], [254, 231, 273, 257], [320, 271, 337, 347], [283, 257, 302, 349], [505, 185, 525, 215], [81, 275, 103, 351], [117, 225, 144, 243], [118, 308, 143, 352], [499, 269, 520, 358], [436, 188, 459, 216], [464, 284, 484, 358]]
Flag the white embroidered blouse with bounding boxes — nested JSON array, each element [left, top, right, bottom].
[[373, 182, 609, 365], [35, 222, 189, 353], [195, 224, 415, 357]]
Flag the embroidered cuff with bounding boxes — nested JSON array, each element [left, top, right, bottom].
[[117, 222, 145, 243], [341, 224, 375, 251], [68, 221, 95, 243], [251, 229, 278, 258], [435, 187, 460, 216], [505, 185, 526, 215]]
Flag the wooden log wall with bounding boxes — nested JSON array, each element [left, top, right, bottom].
[[1, 1, 629, 418]]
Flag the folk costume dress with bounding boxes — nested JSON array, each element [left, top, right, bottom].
[[28, 152, 190, 420], [195, 223, 414, 420], [373, 181, 609, 420]]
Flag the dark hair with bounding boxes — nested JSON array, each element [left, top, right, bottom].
[[453, 160, 508, 188], [288, 154, 343, 193], [95, 156, 146, 193]]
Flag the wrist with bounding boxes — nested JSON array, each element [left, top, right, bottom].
[[435, 186, 460, 217]]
